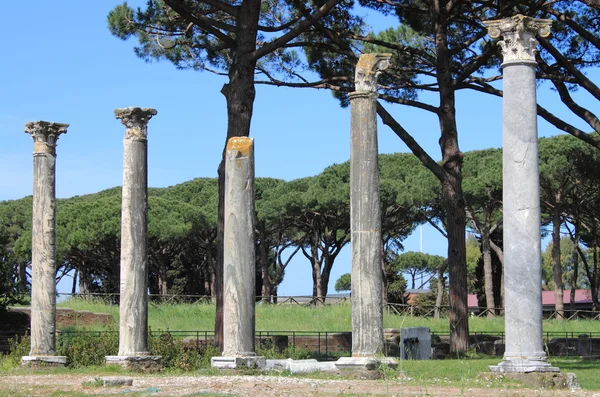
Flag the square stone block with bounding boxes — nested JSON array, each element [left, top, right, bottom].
[[336, 356, 398, 370], [21, 355, 67, 368], [400, 327, 431, 360], [105, 355, 162, 371], [211, 356, 266, 369]]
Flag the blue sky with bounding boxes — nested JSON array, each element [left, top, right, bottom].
[[1, 2, 596, 296]]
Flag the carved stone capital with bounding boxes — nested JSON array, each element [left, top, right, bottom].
[[484, 14, 552, 64], [25, 121, 69, 155], [115, 107, 157, 140], [355, 53, 392, 92]]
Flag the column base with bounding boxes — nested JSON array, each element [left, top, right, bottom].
[[481, 372, 579, 390], [211, 356, 266, 369], [105, 355, 162, 371], [336, 356, 398, 370], [21, 356, 67, 368], [489, 357, 559, 373]]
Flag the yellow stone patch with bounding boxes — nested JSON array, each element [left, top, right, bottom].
[[227, 137, 253, 156], [34, 141, 53, 154]]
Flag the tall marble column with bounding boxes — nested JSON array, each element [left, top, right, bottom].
[[105, 107, 161, 370], [22, 121, 68, 367], [484, 15, 558, 373], [211, 137, 265, 369], [337, 54, 397, 370]]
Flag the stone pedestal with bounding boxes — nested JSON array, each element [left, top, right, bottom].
[[484, 15, 558, 374], [212, 137, 264, 369], [105, 355, 162, 371], [106, 107, 160, 369], [348, 53, 391, 361], [22, 121, 69, 367], [21, 355, 67, 368], [336, 356, 398, 371], [211, 356, 266, 369], [400, 327, 432, 360]]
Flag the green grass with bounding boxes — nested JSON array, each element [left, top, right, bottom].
[[56, 298, 600, 334]]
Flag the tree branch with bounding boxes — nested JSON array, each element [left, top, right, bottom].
[[376, 102, 445, 181]]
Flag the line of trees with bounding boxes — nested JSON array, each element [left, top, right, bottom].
[[105, 0, 600, 353], [3, 135, 600, 320]]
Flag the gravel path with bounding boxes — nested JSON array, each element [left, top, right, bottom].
[[0, 374, 597, 396]]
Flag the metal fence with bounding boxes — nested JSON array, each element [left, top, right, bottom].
[[54, 293, 600, 319]]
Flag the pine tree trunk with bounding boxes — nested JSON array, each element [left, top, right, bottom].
[[552, 207, 564, 319], [570, 222, 579, 316], [481, 222, 496, 317], [432, 0, 469, 353], [434, 263, 446, 319], [18, 262, 28, 293], [489, 240, 504, 312], [214, 0, 261, 349]]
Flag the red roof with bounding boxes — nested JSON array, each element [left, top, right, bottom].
[[467, 289, 593, 308]]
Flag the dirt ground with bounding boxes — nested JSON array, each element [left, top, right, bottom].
[[0, 374, 598, 397]]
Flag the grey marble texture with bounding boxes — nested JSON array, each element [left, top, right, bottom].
[[114, 107, 156, 357], [348, 54, 390, 358], [485, 16, 558, 373], [220, 137, 261, 362], [24, 121, 68, 364]]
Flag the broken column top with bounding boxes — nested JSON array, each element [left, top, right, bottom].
[[483, 14, 552, 64], [24, 121, 69, 155], [354, 53, 392, 92], [226, 136, 254, 157], [115, 107, 157, 140]]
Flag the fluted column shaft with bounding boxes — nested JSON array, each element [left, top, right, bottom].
[[26, 121, 68, 357], [116, 107, 156, 356], [484, 15, 558, 373], [222, 137, 256, 357], [350, 54, 391, 357]]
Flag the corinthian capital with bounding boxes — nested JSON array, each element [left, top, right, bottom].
[[355, 53, 392, 92], [25, 121, 69, 155], [115, 107, 157, 140], [483, 14, 552, 64]]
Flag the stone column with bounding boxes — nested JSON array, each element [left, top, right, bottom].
[[105, 107, 161, 370], [337, 54, 397, 370], [211, 137, 265, 369], [484, 15, 558, 373], [22, 121, 68, 368]]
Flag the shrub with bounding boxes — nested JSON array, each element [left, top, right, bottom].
[[8, 334, 30, 366], [58, 331, 118, 367]]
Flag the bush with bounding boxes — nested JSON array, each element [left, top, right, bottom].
[[148, 331, 216, 371], [8, 334, 30, 366], [58, 331, 118, 367], [6, 330, 221, 371]]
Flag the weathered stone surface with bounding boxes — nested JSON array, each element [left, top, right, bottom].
[[336, 356, 398, 370], [400, 327, 431, 360], [265, 359, 337, 374], [21, 355, 66, 368], [105, 355, 162, 372], [348, 53, 391, 359], [484, 16, 558, 374], [112, 108, 156, 359], [211, 356, 266, 369], [480, 372, 579, 390], [24, 121, 68, 359], [92, 376, 134, 387], [483, 15, 552, 64], [219, 137, 259, 360]]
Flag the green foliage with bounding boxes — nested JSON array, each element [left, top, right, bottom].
[[257, 343, 312, 360], [8, 334, 30, 367], [107, 3, 136, 40], [334, 273, 351, 292], [58, 331, 118, 368], [148, 331, 206, 370], [392, 251, 446, 290]]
